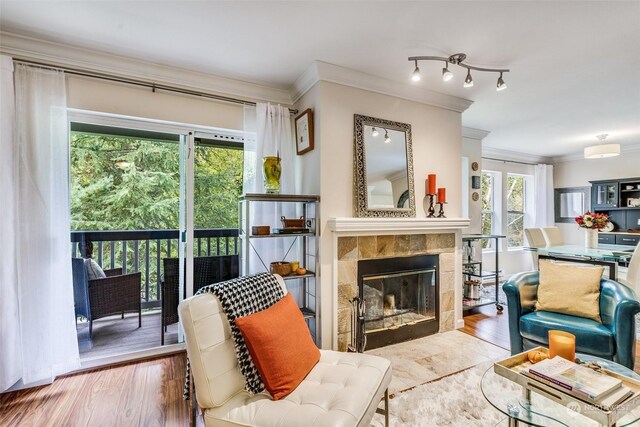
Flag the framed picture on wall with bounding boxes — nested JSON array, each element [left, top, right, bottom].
[[295, 108, 314, 155]]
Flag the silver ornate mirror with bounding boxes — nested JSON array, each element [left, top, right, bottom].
[[354, 114, 415, 217]]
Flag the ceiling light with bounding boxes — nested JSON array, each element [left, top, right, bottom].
[[408, 52, 509, 91], [464, 69, 474, 88], [371, 127, 379, 137], [384, 130, 391, 144], [584, 134, 620, 159], [411, 60, 421, 82], [496, 73, 507, 91], [442, 63, 453, 82]]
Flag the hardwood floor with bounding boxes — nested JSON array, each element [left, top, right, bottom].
[[2, 306, 638, 426], [0, 355, 190, 427]]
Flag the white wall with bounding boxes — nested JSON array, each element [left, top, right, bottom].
[[311, 81, 462, 349], [462, 137, 483, 234], [553, 150, 640, 244]]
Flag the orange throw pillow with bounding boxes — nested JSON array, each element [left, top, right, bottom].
[[235, 293, 320, 400]]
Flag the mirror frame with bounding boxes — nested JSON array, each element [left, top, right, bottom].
[[353, 114, 415, 217], [554, 186, 590, 223]]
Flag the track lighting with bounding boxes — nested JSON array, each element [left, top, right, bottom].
[[464, 70, 474, 88], [496, 72, 507, 91], [384, 130, 391, 144], [442, 63, 453, 82], [371, 127, 379, 137], [408, 52, 509, 90], [411, 60, 421, 82]]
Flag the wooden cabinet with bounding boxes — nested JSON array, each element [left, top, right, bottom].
[[598, 233, 615, 244]]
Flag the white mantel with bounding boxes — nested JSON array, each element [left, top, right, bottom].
[[328, 217, 470, 234]]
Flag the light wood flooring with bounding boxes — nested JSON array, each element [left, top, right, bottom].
[[2, 304, 638, 426]]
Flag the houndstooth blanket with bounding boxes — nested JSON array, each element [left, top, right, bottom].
[[183, 273, 284, 399]]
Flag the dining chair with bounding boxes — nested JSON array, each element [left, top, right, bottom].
[[524, 228, 546, 269], [619, 244, 640, 297], [541, 226, 564, 246]]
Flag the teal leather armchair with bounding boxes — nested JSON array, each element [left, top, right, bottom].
[[503, 271, 640, 369]]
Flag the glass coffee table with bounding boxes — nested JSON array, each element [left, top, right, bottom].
[[481, 354, 640, 426]]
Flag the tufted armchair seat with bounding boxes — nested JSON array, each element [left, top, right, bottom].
[[504, 271, 640, 370], [179, 275, 391, 427]]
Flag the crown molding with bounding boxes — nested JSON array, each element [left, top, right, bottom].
[[0, 31, 292, 105], [482, 146, 552, 165], [290, 60, 473, 113], [551, 141, 640, 163], [462, 126, 490, 141]]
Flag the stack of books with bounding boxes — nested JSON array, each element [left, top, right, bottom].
[[524, 357, 633, 410]]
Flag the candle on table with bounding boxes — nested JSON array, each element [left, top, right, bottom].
[[437, 188, 446, 203], [428, 174, 436, 194], [548, 330, 575, 361]]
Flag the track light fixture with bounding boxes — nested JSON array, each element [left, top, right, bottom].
[[464, 69, 474, 88], [411, 60, 421, 82], [408, 53, 509, 91], [442, 63, 453, 82], [384, 130, 391, 144], [496, 72, 507, 91], [371, 127, 379, 137]]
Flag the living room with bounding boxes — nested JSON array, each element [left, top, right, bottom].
[[1, 1, 639, 426]]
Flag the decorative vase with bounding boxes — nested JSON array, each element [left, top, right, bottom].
[[584, 229, 598, 248], [262, 156, 281, 194]]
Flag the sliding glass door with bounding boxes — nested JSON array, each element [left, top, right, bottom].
[[69, 116, 190, 361]]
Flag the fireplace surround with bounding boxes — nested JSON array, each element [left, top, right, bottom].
[[329, 220, 469, 352]]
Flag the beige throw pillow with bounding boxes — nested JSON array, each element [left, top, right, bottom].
[[536, 260, 604, 323]]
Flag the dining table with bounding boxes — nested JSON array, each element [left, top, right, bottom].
[[525, 243, 635, 281]]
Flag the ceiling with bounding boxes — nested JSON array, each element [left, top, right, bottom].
[[1, 1, 639, 157]]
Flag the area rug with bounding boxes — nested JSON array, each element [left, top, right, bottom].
[[370, 362, 511, 427]]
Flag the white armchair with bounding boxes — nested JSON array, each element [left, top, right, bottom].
[[179, 276, 392, 427]]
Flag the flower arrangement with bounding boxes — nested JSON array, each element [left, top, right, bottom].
[[575, 212, 610, 230]]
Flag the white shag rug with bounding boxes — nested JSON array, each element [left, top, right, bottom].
[[370, 362, 516, 427]]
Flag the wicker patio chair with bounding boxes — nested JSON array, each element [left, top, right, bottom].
[[88, 267, 142, 338], [161, 255, 239, 344]]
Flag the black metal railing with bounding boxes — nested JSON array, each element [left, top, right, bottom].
[[71, 228, 239, 308]]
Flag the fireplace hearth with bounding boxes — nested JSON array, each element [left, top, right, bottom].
[[355, 254, 439, 350]]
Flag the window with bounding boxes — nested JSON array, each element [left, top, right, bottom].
[[481, 171, 496, 248], [507, 174, 526, 248]]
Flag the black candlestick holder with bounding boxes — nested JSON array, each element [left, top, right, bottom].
[[424, 194, 437, 218], [437, 202, 447, 218]]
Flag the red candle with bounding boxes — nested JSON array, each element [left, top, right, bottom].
[[437, 188, 446, 203], [428, 174, 436, 195]]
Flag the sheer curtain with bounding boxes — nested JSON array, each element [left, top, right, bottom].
[[242, 103, 296, 274], [0, 55, 22, 392], [7, 63, 80, 388], [534, 164, 554, 227]]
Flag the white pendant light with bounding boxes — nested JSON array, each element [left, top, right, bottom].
[[411, 60, 421, 82], [384, 130, 391, 144], [584, 134, 620, 159], [442, 63, 453, 82], [371, 127, 379, 137], [463, 69, 474, 88]]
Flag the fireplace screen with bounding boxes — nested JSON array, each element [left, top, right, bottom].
[[362, 268, 436, 333], [356, 254, 439, 350]]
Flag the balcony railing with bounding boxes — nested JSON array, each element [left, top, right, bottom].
[[71, 228, 239, 308]]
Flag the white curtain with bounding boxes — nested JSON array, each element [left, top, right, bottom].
[[0, 55, 22, 392], [534, 164, 554, 227], [242, 103, 296, 274], [8, 63, 80, 388]]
